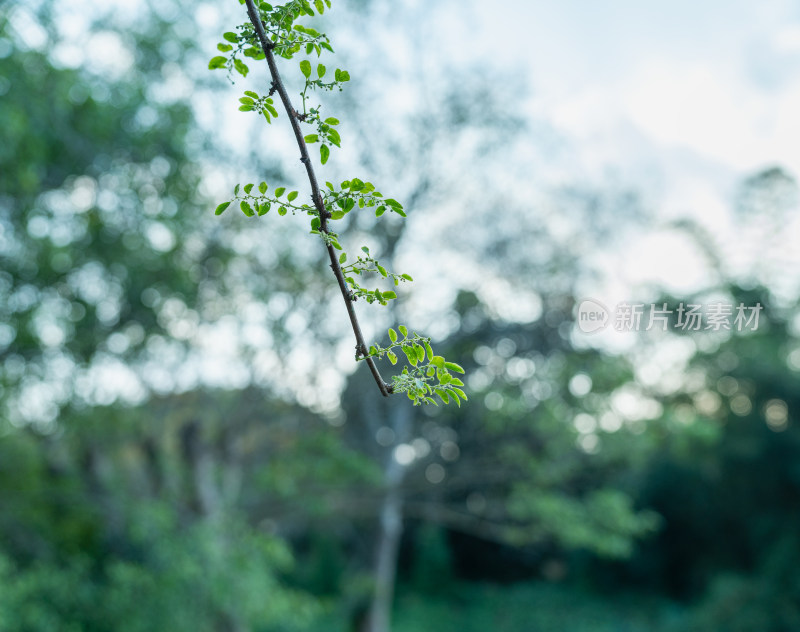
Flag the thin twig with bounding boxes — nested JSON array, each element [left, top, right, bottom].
[[243, 0, 392, 396]]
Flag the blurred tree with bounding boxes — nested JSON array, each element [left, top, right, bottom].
[[590, 168, 800, 630], [0, 387, 363, 630], [0, 2, 347, 629], [280, 10, 654, 626]]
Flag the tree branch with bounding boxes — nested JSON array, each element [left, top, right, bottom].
[[243, 0, 391, 397]]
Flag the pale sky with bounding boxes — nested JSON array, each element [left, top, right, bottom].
[[441, 0, 800, 302], [345, 0, 800, 355]]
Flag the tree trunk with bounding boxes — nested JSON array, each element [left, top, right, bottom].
[[366, 403, 412, 632]]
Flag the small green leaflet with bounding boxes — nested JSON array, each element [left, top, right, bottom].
[[208, 56, 227, 70], [215, 201, 231, 215], [300, 60, 311, 78], [320, 145, 330, 164]]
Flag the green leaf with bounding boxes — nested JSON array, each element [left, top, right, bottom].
[[387, 351, 398, 365], [388, 328, 398, 343], [414, 344, 426, 362], [376, 265, 387, 277], [300, 60, 312, 78], [208, 56, 227, 70], [369, 345, 378, 356], [452, 387, 467, 401], [238, 105, 254, 112], [376, 205, 386, 217], [310, 217, 321, 231], [304, 134, 319, 143], [287, 191, 298, 202], [275, 187, 286, 197], [402, 346, 418, 366], [314, 0, 325, 13], [431, 356, 446, 370], [424, 341, 434, 361], [324, 117, 340, 125], [320, 144, 330, 164], [398, 325, 408, 337], [327, 128, 341, 147], [401, 273, 413, 281], [244, 183, 254, 194], [239, 97, 255, 105], [339, 252, 347, 264], [382, 291, 397, 300], [233, 58, 249, 77], [259, 182, 267, 194], [435, 389, 450, 405], [330, 211, 345, 220], [215, 201, 231, 215], [217, 43, 233, 52], [257, 202, 270, 216], [278, 206, 287, 216], [317, 64, 326, 78], [245, 90, 259, 98], [444, 362, 465, 374], [240, 200, 254, 217], [223, 31, 238, 43], [234, 184, 240, 196]]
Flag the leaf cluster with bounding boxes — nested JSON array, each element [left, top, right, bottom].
[[367, 327, 467, 406]]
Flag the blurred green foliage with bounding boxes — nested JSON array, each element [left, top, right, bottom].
[[1, 1, 800, 631]]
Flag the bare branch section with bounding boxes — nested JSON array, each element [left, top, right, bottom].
[[243, 0, 392, 397]]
